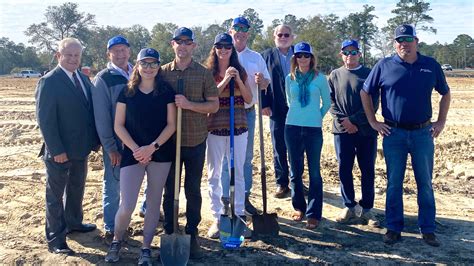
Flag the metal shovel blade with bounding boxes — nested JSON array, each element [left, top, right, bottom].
[[219, 214, 246, 249], [160, 232, 191, 266], [252, 212, 280, 236]]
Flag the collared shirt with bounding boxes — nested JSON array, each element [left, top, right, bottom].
[[278, 47, 293, 78], [160, 60, 219, 147], [109, 62, 133, 80], [58, 64, 88, 100], [363, 52, 450, 124], [237, 46, 271, 109]]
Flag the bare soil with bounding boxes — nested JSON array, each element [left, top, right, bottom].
[[0, 77, 473, 265]]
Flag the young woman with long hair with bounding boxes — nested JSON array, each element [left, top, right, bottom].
[[105, 48, 176, 265], [204, 33, 252, 238]]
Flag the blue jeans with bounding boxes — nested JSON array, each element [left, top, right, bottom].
[[221, 107, 255, 197], [334, 133, 377, 209], [270, 116, 290, 187], [285, 125, 323, 220], [102, 151, 121, 232], [383, 125, 435, 234]]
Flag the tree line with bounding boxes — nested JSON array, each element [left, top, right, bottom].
[[0, 1, 472, 75]]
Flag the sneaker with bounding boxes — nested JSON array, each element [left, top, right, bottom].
[[422, 233, 440, 247], [383, 230, 401, 245], [138, 248, 152, 265], [359, 209, 380, 227], [336, 208, 357, 224], [189, 235, 204, 259], [207, 219, 220, 239], [104, 241, 121, 263], [244, 196, 259, 216]]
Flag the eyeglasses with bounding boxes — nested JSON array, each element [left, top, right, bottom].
[[233, 25, 249, 33], [174, 39, 194, 45], [395, 37, 415, 43], [138, 61, 160, 69], [342, 50, 359, 56], [215, 44, 233, 50], [295, 53, 311, 59], [277, 33, 291, 38]]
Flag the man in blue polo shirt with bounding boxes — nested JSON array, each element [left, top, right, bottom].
[[361, 24, 451, 247]]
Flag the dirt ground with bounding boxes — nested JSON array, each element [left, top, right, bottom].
[[0, 77, 473, 265]]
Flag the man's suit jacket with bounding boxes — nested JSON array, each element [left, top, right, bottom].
[[261, 46, 293, 120], [36, 66, 99, 160]]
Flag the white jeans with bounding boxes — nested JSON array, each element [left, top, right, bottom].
[[207, 132, 247, 219]]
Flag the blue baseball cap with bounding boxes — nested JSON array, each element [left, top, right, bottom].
[[341, 39, 359, 50], [173, 27, 194, 41], [232, 16, 250, 28], [137, 48, 160, 62], [395, 24, 417, 39], [107, 35, 130, 50], [294, 42, 313, 54], [214, 33, 233, 45]]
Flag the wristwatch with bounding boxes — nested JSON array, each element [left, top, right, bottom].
[[152, 141, 160, 150]]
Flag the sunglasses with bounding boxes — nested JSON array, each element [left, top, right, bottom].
[[277, 33, 291, 38], [233, 25, 249, 33], [174, 39, 194, 45], [138, 61, 160, 69], [342, 50, 359, 56], [215, 44, 233, 50], [395, 37, 415, 43], [295, 53, 311, 59]]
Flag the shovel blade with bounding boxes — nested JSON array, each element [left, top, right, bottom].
[[219, 215, 245, 249], [252, 213, 280, 236], [160, 233, 191, 266]]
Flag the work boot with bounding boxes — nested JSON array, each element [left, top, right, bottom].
[[336, 207, 357, 224], [104, 231, 114, 245], [244, 195, 259, 216], [207, 219, 220, 239], [274, 186, 290, 198], [190, 235, 204, 259], [383, 230, 401, 245], [359, 209, 380, 227], [422, 233, 440, 247]]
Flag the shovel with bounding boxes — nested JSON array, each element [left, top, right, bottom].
[[219, 78, 246, 249], [252, 84, 280, 236], [161, 79, 190, 266]]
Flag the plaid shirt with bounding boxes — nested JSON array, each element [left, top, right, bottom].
[[160, 60, 218, 147]]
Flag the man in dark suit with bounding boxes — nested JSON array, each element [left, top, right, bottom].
[[261, 25, 295, 198], [36, 37, 100, 255]]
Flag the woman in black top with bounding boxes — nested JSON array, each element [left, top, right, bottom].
[[105, 48, 176, 265]]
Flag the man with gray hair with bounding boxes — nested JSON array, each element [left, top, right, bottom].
[[36, 37, 100, 254], [92, 35, 133, 244], [261, 24, 295, 198]]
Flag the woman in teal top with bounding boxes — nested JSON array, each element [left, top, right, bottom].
[[284, 42, 330, 229]]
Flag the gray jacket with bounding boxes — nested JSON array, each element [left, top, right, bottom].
[[92, 63, 130, 153]]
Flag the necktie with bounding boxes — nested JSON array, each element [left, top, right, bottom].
[[72, 72, 88, 101]]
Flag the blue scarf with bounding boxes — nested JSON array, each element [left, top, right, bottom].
[[295, 69, 315, 107]]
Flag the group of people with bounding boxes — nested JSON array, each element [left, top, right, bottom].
[[35, 15, 450, 265]]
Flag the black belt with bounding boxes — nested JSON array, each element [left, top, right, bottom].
[[384, 120, 431, 130], [245, 106, 255, 113]]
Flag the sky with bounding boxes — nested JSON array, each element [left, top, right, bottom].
[[1, 0, 473, 46]]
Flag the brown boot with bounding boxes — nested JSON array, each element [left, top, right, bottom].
[[274, 186, 290, 198]]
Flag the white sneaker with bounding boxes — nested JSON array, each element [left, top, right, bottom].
[[207, 220, 220, 239], [336, 207, 357, 224], [360, 210, 380, 227]]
